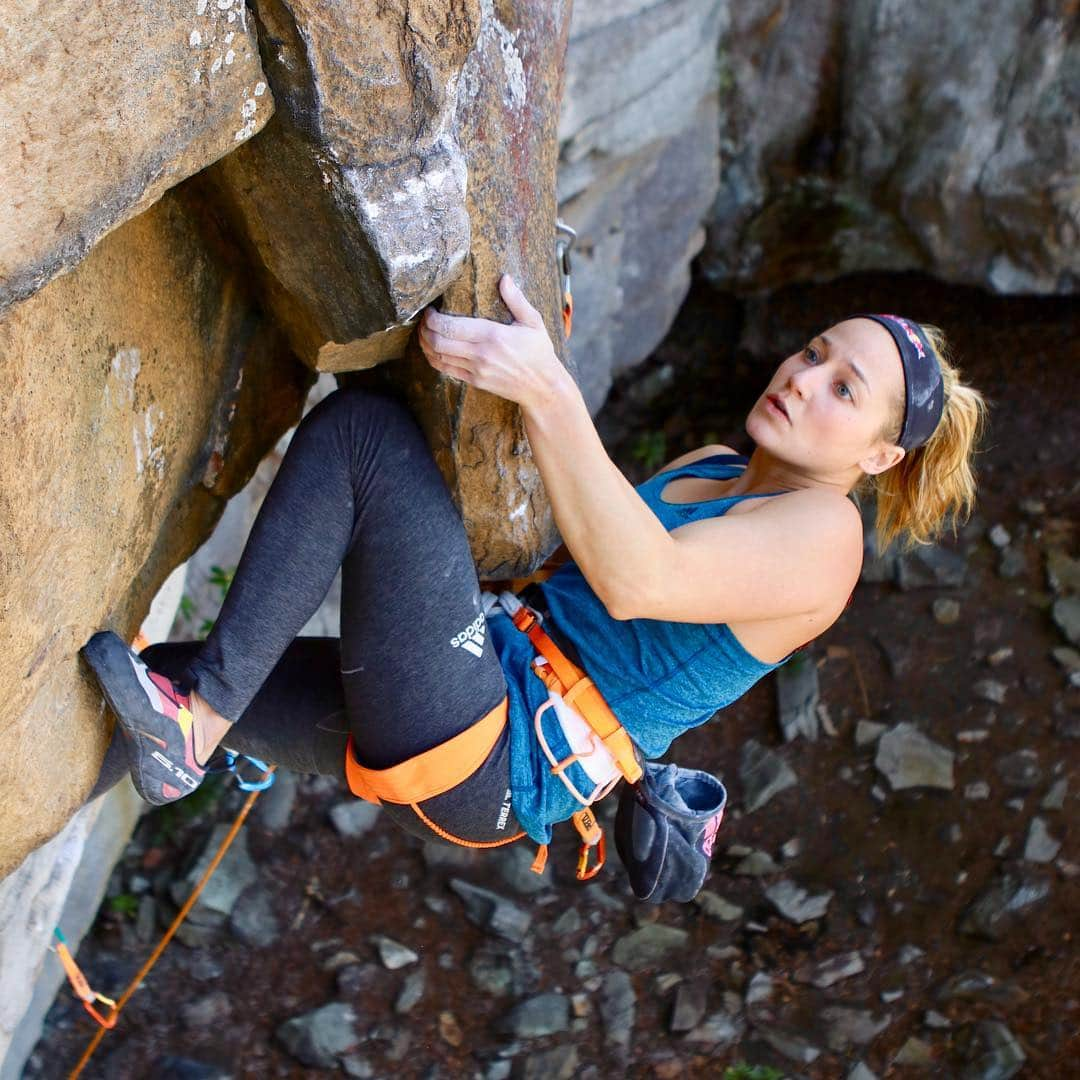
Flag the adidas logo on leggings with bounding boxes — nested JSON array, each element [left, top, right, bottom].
[[450, 612, 486, 657]]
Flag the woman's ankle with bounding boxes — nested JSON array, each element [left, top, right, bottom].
[[189, 690, 232, 766]]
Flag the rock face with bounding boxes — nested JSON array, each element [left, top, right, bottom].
[[0, 786, 139, 1069], [705, 2, 1080, 296], [0, 189, 311, 878], [206, 0, 477, 370], [0, 0, 273, 317], [210, 0, 570, 575], [399, 0, 572, 576], [556, 0, 725, 410]]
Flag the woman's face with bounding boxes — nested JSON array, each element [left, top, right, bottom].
[[745, 317, 906, 477]]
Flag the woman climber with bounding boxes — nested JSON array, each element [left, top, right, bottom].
[[82, 275, 987, 896]]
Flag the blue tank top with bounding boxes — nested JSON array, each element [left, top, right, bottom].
[[490, 453, 791, 844]]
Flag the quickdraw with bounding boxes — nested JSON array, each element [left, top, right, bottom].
[[67, 764, 275, 1077], [51, 927, 117, 1029], [556, 220, 576, 340]]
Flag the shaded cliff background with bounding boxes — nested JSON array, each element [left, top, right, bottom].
[[1, 0, 1077, 1076]]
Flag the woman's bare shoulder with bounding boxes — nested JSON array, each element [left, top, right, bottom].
[[724, 486, 862, 582]]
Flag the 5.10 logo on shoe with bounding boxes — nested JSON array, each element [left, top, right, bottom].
[[450, 612, 487, 657]]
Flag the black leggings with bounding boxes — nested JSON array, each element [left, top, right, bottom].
[[93, 387, 523, 844]]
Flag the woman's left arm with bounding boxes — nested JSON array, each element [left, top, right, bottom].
[[418, 276, 859, 623]]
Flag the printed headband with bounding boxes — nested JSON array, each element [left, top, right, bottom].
[[851, 313, 944, 451]]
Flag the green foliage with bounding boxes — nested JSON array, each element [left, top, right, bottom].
[[105, 893, 139, 919], [786, 650, 811, 674], [724, 1066, 784, 1080], [177, 565, 236, 640], [716, 55, 735, 96], [208, 565, 234, 595], [632, 430, 667, 473]]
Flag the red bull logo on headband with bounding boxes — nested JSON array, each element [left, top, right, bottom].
[[877, 314, 926, 359]]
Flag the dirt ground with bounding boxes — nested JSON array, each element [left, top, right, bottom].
[[29, 269, 1078, 1079]]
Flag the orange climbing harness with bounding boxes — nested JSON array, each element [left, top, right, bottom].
[[344, 696, 526, 851], [341, 586, 643, 881]]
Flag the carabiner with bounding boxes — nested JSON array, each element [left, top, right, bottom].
[[555, 220, 576, 339], [576, 831, 606, 881], [83, 1000, 118, 1029], [218, 750, 276, 792]]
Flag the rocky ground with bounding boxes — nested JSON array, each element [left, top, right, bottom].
[[28, 270, 1078, 1079]]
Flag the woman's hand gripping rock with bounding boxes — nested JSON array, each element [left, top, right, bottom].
[[418, 274, 572, 416]]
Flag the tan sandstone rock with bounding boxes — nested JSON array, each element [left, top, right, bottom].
[[0, 0, 273, 317], [0, 189, 311, 879]]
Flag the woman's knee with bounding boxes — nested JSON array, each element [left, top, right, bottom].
[[305, 385, 413, 435], [299, 387, 421, 460]]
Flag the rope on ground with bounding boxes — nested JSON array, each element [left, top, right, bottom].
[[68, 763, 276, 1080]]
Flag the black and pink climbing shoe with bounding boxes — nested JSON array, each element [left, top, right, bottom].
[[81, 631, 206, 805]]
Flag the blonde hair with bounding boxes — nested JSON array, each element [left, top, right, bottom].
[[857, 324, 989, 553]]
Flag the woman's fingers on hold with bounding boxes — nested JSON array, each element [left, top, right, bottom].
[[430, 355, 471, 383], [420, 333, 473, 380], [423, 307, 491, 343], [420, 323, 477, 362], [425, 351, 467, 382], [499, 274, 542, 328]]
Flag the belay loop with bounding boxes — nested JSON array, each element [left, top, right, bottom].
[[555, 220, 576, 339]]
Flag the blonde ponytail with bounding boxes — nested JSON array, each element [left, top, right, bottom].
[[861, 324, 989, 552]]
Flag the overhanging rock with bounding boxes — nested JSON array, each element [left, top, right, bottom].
[[205, 0, 479, 369], [0, 0, 273, 318], [206, 0, 572, 575]]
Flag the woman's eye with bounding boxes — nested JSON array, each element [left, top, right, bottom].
[[836, 382, 851, 399], [804, 346, 819, 363]]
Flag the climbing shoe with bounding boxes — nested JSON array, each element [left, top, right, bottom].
[[81, 630, 206, 805]]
